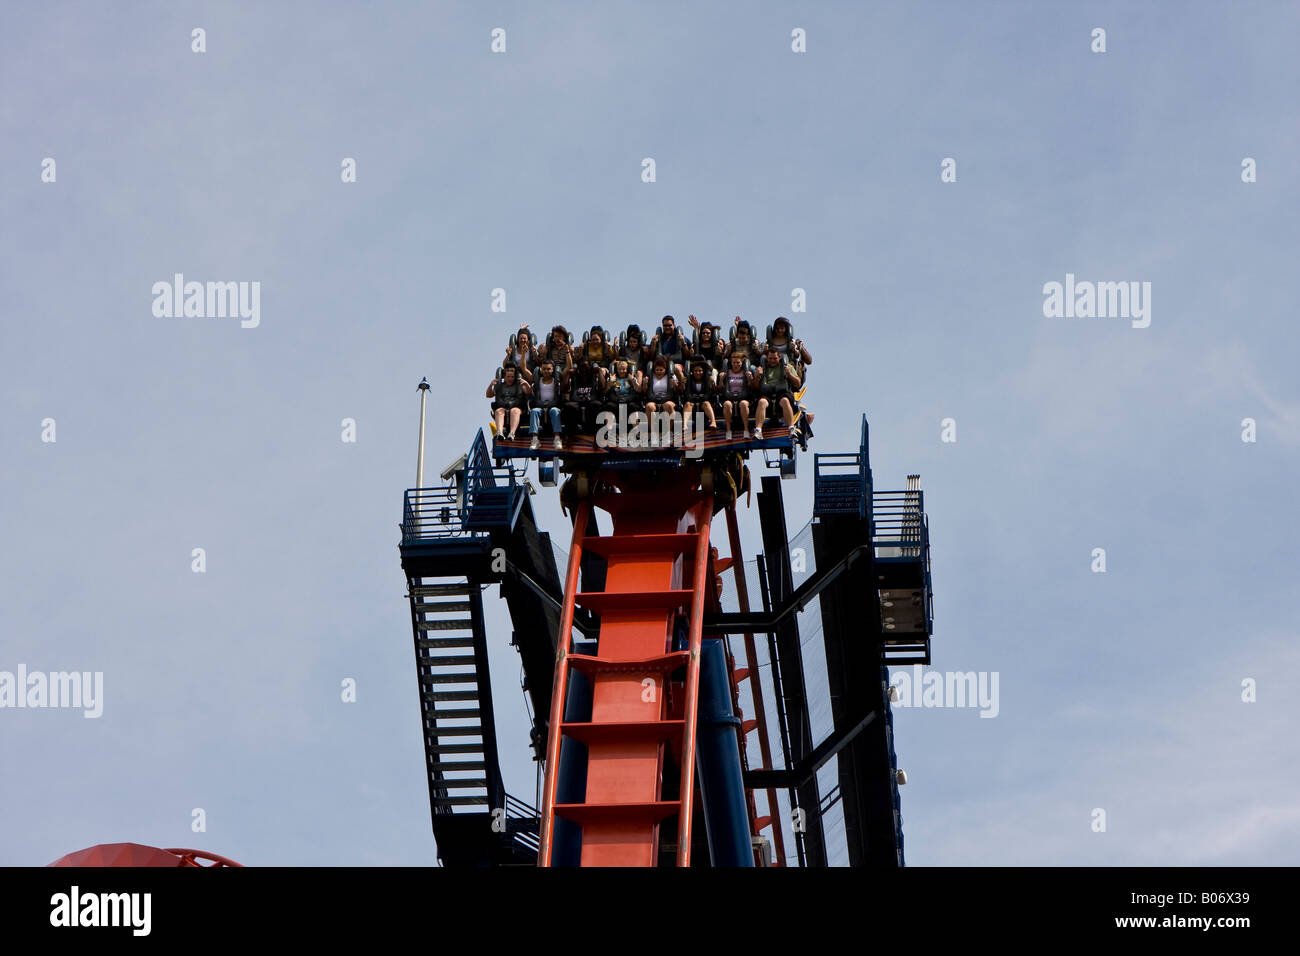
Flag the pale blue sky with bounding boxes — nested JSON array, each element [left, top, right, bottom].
[[2, 1, 1297, 865]]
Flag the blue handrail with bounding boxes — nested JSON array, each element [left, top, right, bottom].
[[402, 430, 522, 541], [812, 416, 872, 519]]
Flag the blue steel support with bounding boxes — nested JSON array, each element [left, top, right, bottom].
[[695, 639, 755, 866], [551, 641, 595, 867]]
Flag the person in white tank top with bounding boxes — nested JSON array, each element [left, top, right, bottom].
[[720, 350, 753, 440], [644, 355, 683, 439], [528, 358, 564, 450]]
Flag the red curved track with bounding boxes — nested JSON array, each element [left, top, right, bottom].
[[48, 843, 242, 867]]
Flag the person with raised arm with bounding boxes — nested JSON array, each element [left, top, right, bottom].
[[537, 326, 574, 369], [506, 327, 538, 383], [687, 314, 727, 381]]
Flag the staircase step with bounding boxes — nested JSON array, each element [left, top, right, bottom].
[[426, 742, 483, 754], [560, 719, 685, 746], [423, 689, 479, 702], [431, 707, 480, 720], [439, 778, 489, 789], [579, 533, 699, 558], [434, 760, 486, 771], [567, 651, 689, 679], [432, 795, 490, 806], [413, 601, 472, 614], [417, 655, 478, 668], [593, 490, 705, 518], [411, 583, 475, 597], [417, 636, 476, 650], [423, 673, 480, 685], [429, 725, 483, 738], [574, 589, 694, 614], [418, 619, 476, 631], [552, 800, 681, 826]]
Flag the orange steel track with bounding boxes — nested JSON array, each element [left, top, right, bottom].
[[537, 470, 715, 866]]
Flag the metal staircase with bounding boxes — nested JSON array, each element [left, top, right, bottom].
[[400, 428, 539, 866], [409, 580, 501, 814]]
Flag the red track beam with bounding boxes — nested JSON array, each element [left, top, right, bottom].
[[675, 496, 714, 867], [537, 502, 591, 867]]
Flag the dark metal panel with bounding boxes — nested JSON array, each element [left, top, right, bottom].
[[814, 516, 904, 867], [757, 475, 827, 868], [468, 585, 506, 814]]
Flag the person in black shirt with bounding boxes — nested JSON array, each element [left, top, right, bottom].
[[650, 315, 691, 379], [682, 359, 718, 430], [562, 358, 607, 437], [687, 315, 727, 379], [487, 364, 531, 440]]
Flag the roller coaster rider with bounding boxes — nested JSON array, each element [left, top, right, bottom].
[[529, 357, 565, 451], [720, 350, 753, 441], [605, 357, 642, 410], [751, 345, 801, 441], [603, 358, 643, 447], [537, 325, 574, 369], [651, 315, 691, 378], [687, 315, 726, 378], [643, 354, 684, 438], [683, 359, 718, 430], [487, 363, 531, 441], [618, 325, 651, 374], [563, 358, 607, 437], [581, 326, 617, 370], [767, 316, 814, 443], [506, 327, 538, 382], [768, 316, 811, 370], [730, 317, 762, 367]]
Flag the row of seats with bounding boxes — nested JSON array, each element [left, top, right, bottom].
[[487, 315, 813, 448]]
